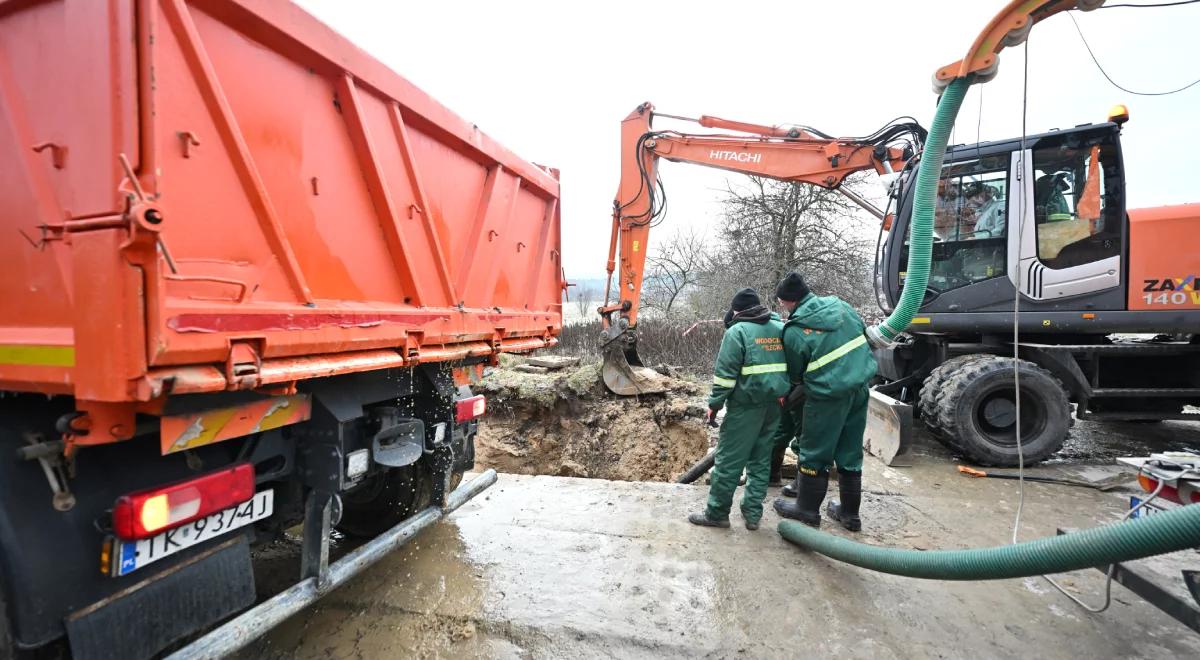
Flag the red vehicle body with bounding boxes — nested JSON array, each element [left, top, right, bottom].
[[0, 0, 561, 655]]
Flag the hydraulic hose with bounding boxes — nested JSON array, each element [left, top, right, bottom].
[[778, 501, 1200, 580], [868, 77, 971, 345]]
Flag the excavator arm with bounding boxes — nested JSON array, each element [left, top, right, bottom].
[[600, 103, 922, 395]]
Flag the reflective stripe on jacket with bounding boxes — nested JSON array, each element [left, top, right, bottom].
[[708, 314, 791, 409], [783, 294, 877, 399]]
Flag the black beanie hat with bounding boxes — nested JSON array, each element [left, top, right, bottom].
[[775, 272, 810, 302], [730, 288, 761, 312]]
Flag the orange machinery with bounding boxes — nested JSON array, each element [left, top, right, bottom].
[[599, 105, 922, 394], [0, 0, 560, 655], [600, 1, 1200, 471]]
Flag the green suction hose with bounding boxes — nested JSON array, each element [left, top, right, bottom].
[[868, 77, 970, 344], [778, 502, 1200, 580]]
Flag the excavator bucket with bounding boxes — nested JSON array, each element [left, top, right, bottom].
[[863, 388, 912, 465], [601, 332, 670, 396]]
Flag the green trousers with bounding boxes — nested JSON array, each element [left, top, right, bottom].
[[796, 385, 868, 474], [771, 404, 803, 456], [706, 403, 780, 524]]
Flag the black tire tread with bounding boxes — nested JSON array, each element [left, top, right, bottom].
[[0, 576, 11, 660], [933, 355, 1069, 466], [918, 354, 993, 439]]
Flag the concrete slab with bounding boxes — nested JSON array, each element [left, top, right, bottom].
[[242, 435, 1200, 659]]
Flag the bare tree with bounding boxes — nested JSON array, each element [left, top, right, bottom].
[[695, 175, 876, 315], [573, 285, 596, 319], [642, 228, 709, 319]]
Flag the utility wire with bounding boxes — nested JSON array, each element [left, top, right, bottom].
[[1011, 38, 1029, 546], [1069, 12, 1200, 96], [1100, 0, 1200, 8]]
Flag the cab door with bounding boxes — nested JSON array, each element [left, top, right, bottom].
[[1008, 127, 1124, 301]]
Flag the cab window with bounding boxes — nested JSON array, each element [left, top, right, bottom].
[[1032, 134, 1121, 269], [903, 156, 1008, 294]]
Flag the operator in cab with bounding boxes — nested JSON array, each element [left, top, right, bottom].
[[772, 273, 877, 531], [689, 288, 790, 531]]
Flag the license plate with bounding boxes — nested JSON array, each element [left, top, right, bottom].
[[114, 490, 273, 577], [1129, 495, 1166, 519]]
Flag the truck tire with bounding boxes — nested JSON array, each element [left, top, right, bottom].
[[932, 355, 1070, 466], [336, 464, 432, 538], [0, 578, 12, 660], [918, 354, 993, 436]]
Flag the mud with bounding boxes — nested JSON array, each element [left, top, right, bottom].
[[240, 421, 1200, 659], [472, 360, 712, 482]]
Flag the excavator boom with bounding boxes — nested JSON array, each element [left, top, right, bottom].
[[600, 103, 922, 394]]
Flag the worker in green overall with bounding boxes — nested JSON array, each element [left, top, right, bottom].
[[689, 288, 790, 531], [771, 273, 877, 531], [769, 392, 803, 495]]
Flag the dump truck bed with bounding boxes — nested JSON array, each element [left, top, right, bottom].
[[0, 0, 563, 405]]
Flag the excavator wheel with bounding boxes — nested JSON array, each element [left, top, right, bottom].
[[925, 355, 1070, 466], [917, 354, 993, 439]]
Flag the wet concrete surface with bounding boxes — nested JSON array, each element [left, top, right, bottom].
[[240, 420, 1200, 659]]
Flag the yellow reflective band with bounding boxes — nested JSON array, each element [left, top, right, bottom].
[[741, 363, 787, 375], [0, 345, 75, 367], [806, 335, 867, 373], [713, 375, 737, 388]]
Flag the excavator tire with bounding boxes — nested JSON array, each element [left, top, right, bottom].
[[928, 355, 1069, 466], [917, 354, 993, 438]]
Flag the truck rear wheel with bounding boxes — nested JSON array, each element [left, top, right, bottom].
[[336, 464, 432, 538], [929, 355, 1070, 466], [1, 577, 12, 660]]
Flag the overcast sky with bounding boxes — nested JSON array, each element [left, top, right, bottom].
[[295, 0, 1197, 279]]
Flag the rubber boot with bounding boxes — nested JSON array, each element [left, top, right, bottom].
[[688, 512, 731, 529], [772, 471, 829, 528], [769, 444, 787, 487], [781, 476, 798, 498], [826, 470, 862, 532]]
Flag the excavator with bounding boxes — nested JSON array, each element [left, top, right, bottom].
[[600, 0, 1200, 467], [598, 108, 925, 394]]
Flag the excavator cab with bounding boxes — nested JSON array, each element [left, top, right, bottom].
[[880, 121, 1126, 315]]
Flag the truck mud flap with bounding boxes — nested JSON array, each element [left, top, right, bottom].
[[864, 389, 912, 466], [166, 469, 498, 660], [65, 535, 254, 660]]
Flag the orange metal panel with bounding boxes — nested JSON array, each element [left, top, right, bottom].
[[1127, 204, 1200, 311], [160, 393, 311, 454], [0, 0, 563, 413]]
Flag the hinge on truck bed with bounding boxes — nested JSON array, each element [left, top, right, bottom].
[[225, 342, 262, 390]]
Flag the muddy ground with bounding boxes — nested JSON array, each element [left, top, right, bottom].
[[240, 417, 1200, 659], [472, 360, 713, 482]]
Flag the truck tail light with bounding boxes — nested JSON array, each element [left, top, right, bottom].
[[455, 395, 486, 422], [112, 464, 255, 540]]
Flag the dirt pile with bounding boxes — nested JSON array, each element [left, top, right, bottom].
[[474, 358, 711, 482]]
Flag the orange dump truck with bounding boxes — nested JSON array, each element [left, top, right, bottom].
[[0, 0, 562, 656]]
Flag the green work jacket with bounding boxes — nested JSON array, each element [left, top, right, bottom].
[[708, 313, 790, 409], [783, 294, 877, 400]]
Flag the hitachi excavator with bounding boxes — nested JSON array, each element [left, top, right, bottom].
[[600, 0, 1200, 467]]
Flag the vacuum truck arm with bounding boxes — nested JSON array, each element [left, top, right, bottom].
[[600, 103, 923, 395]]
